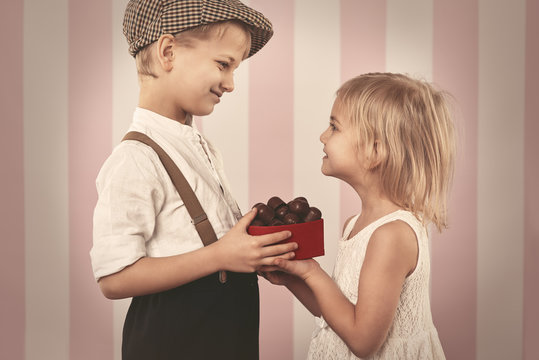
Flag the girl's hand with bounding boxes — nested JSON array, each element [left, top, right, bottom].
[[215, 208, 298, 273], [271, 257, 321, 281], [257, 269, 296, 286], [260, 259, 325, 317]]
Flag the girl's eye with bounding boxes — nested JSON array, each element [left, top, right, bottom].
[[330, 123, 337, 131]]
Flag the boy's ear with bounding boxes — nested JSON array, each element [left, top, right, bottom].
[[155, 34, 176, 72]]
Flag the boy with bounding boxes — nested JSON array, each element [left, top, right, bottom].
[[91, 1, 297, 359]]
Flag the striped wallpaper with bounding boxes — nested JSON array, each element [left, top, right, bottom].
[[1, 0, 537, 359]]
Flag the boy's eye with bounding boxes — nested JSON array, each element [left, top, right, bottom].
[[217, 61, 229, 69]]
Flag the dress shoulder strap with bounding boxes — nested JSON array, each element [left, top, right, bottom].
[[342, 214, 360, 239]]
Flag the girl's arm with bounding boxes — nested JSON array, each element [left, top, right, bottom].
[[258, 214, 359, 315], [98, 209, 297, 299], [274, 220, 418, 358], [259, 269, 321, 316]]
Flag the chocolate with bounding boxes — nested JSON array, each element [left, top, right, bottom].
[[267, 196, 286, 210], [303, 207, 322, 222], [249, 195, 322, 227], [275, 205, 289, 221], [250, 219, 265, 226], [253, 203, 275, 224], [283, 213, 301, 224], [269, 218, 285, 226], [288, 199, 310, 219]]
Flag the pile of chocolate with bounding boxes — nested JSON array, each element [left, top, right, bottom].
[[250, 196, 322, 226]]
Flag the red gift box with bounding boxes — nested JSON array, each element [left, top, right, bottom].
[[247, 219, 325, 260]]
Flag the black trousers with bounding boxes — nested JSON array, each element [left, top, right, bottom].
[[122, 272, 259, 360]]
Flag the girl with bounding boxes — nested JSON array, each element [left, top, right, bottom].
[[261, 73, 455, 359]]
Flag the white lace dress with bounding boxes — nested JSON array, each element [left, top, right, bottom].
[[307, 210, 446, 360]]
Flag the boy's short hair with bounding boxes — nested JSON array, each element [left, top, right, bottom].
[[123, 0, 273, 58], [135, 20, 251, 78]]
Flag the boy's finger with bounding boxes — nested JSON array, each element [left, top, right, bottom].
[[257, 230, 292, 246], [262, 242, 297, 258]]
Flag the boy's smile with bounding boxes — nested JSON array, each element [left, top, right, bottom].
[[166, 22, 251, 123], [210, 89, 223, 102], [139, 22, 251, 124]]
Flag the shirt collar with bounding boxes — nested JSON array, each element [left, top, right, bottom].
[[133, 107, 201, 139]]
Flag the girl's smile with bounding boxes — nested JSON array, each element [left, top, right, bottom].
[[319, 99, 364, 183]]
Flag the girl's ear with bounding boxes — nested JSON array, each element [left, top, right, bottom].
[[155, 34, 176, 72], [368, 140, 383, 170]]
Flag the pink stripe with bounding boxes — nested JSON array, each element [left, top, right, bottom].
[[0, 1, 24, 359], [524, 0, 539, 358], [432, 1, 478, 358], [69, 1, 113, 359], [248, 1, 294, 358], [339, 0, 386, 227]]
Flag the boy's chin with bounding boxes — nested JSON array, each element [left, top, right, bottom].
[[192, 106, 216, 117]]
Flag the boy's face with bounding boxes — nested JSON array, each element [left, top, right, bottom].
[[166, 22, 250, 122]]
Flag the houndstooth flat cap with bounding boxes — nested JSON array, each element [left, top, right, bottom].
[[123, 0, 273, 58]]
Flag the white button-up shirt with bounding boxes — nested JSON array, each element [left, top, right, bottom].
[[91, 108, 242, 280]]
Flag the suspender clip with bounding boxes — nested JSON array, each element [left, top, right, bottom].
[[192, 213, 208, 225]]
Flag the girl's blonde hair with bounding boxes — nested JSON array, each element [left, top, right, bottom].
[[337, 73, 456, 232], [135, 20, 251, 78]]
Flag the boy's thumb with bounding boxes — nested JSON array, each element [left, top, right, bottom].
[[239, 207, 258, 226]]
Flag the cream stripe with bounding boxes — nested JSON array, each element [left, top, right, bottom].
[[112, 1, 138, 359], [24, 1, 69, 359], [386, 0, 433, 80], [293, 1, 341, 358], [113, 0, 139, 145], [477, 0, 525, 358], [202, 59, 250, 213]]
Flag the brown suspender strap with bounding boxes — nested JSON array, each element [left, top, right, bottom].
[[122, 131, 219, 247]]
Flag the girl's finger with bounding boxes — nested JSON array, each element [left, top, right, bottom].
[[273, 257, 292, 269], [258, 265, 282, 272], [260, 253, 295, 268]]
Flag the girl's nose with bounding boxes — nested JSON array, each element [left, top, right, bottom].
[[320, 128, 329, 143]]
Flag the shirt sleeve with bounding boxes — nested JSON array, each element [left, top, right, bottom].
[[91, 142, 166, 280]]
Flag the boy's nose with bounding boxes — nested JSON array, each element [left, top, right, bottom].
[[222, 75, 235, 93]]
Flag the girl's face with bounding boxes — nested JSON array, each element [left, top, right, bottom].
[[166, 22, 250, 122], [320, 99, 367, 183]]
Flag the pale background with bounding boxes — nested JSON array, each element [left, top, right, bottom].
[[1, 0, 538, 359]]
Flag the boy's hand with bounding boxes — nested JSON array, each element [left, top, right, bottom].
[[216, 208, 298, 273]]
